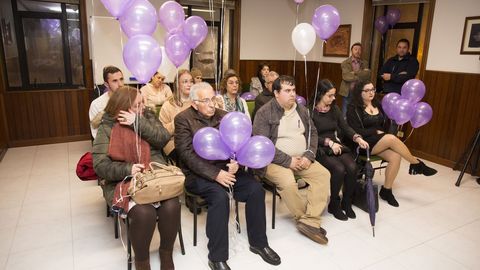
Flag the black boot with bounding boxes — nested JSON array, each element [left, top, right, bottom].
[[379, 186, 399, 207], [341, 198, 356, 219], [409, 159, 437, 176], [328, 197, 348, 220]]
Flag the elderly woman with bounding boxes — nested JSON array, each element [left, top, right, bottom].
[[159, 69, 194, 163], [346, 80, 437, 207], [215, 73, 250, 119], [92, 86, 179, 270], [140, 72, 173, 111]]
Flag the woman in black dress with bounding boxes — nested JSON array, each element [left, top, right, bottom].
[[312, 79, 369, 220], [346, 80, 437, 207]]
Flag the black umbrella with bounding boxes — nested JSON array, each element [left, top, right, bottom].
[[364, 149, 376, 237]]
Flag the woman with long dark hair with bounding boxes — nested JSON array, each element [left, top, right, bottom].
[[249, 63, 270, 96], [311, 79, 369, 220], [346, 80, 437, 207]]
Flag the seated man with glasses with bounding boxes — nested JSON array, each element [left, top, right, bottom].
[[253, 75, 331, 245], [174, 82, 281, 270]]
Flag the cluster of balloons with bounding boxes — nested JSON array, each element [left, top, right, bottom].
[[193, 112, 275, 169], [159, 1, 208, 68], [291, 5, 340, 57], [375, 8, 401, 34], [100, 0, 207, 83], [382, 79, 433, 128]]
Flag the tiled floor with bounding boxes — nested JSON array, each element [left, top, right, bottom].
[[0, 141, 479, 270]]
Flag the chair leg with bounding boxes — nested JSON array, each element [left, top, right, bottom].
[[272, 184, 277, 229], [126, 216, 132, 270], [178, 216, 185, 255], [114, 212, 119, 239], [106, 204, 110, 217], [235, 200, 241, 233], [193, 197, 197, 247]]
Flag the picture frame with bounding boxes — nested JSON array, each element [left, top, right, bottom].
[[323, 24, 351, 57], [191, 25, 219, 79], [460, 16, 480, 55]]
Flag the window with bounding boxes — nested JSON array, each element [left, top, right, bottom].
[[0, 0, 85, 90]]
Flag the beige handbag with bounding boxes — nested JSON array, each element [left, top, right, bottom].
[[128, 162, 185, 204]]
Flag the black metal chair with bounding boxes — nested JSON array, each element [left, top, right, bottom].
[[184, 188, 240, 246]]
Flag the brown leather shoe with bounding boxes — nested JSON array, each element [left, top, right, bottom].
[[319, 226, 327, 236], [296, 222, 328, 245]]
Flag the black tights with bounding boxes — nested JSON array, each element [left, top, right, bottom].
[[317, 153, 357, 202], [127, 197, 180, 261]]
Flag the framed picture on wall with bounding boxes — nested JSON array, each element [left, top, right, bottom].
[[460, 16, 480, 54], [323, 24, 351, 57]]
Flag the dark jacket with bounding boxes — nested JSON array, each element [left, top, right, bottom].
[[312, 105, 357, 156], [252, 98, 318, 176], [252, 90, 274, 119], [174, 106, 229, 184], [379, 53, 419, 94], [92, 109, 171, 205]]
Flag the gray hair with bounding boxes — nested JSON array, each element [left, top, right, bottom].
[[269, 71, 279, 78], [189, 82, 213, 100]]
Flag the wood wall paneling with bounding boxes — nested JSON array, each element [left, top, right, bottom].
[[407, 70, 480, 175], [239, 60, 342, 103]]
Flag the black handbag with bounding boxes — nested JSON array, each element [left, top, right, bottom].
[[352, 178, 379, 213]]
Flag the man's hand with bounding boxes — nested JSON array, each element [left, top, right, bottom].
[[299, 157, 312, 171], [289, 157, 303, 171], [215, 170, 236, 187], [381, 73, 391, 81], [226, 159, 239, 175]]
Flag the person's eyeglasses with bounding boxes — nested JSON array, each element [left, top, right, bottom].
[[194, 97, 216, 106], [362, 88, 376, 93]]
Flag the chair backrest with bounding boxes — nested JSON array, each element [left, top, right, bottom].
[[246, 100, 255, 117]]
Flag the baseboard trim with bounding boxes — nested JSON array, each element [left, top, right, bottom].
[[9, 134, 91, 147]]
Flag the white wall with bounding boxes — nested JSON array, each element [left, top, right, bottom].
[[426, 0, 480, 73], [239, 0, 364, 63]]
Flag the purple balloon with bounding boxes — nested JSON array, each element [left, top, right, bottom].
[[158, 1, 185, 34], [219, 112, 252, 152], [312, 5, 341, 40], [401, 79, 426, 104], [165, 33, 190, 68], [123, 35, 162, 84], [193, 127, 231, 160], [294, 0, 304, 3], [381, 92, 401, 119], [100, 0, 134, 18], [296, 95, 307, 106], [391, 98, 415, 125], [410, 102, 433, 128], [386, 8, 401, 27], [236, 136, 275, 169], [375, 16, 388, 34], [241, 92, 256, 101], [119, 0, 157, 38], [183, 16, 208, 49]]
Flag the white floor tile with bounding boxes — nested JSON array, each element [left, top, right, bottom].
[[10, 220, 72, 253], [6, 241, 73, 270], [391, 244, 469, 270], [426, 230, 480, 269]]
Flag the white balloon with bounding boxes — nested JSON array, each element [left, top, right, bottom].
[[291, 23, 316, 56]]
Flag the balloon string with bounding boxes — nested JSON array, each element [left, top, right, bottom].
[[403, 128, 415, 143], [208, 0, 218, 93], [303, 55, 308, 104], [312, 61, 321, 112], [293, 4, 299, 77]]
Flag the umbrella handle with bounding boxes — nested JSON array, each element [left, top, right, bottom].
[[356, 146, 371, 161]]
